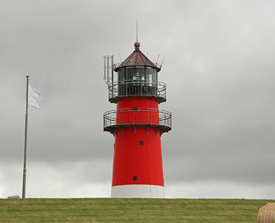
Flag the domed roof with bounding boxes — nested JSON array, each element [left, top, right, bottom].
[[114, 42, 161, 71]]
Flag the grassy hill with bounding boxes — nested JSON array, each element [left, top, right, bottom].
[[0, 198, 272, 222]]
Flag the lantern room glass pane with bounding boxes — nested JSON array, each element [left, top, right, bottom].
[[117, 66, 158, 97], [126, 67, 146, 82], [146, 67, 157, 86], [118, 69, 125, 82]]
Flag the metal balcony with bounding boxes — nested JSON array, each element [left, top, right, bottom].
[[103, 108, 172, 135], [107, 81, 167, 103]]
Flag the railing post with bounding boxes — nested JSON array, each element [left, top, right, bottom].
[[126, 81, 128, 97], [133, 109, 134, 124], [141, 81, 143, 96], [156, 82, 158, 97]]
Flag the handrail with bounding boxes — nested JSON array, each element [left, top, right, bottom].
[[103, 108, 172, 129], [107, 81, 167, 103]]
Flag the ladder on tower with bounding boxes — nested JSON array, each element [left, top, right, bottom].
[[103, 55, 113, 85]]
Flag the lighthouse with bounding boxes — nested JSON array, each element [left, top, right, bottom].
[[103, 41, 172, 198]]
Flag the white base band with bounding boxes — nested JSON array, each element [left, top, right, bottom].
[[111, 185, 164, 198]]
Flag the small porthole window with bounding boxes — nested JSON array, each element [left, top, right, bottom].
[[139, 141, 144, 146], [133, 176, 137, 181], [133, 107, 138, 112]]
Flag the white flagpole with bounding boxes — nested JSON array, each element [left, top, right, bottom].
[[22, 75, 29, 199]]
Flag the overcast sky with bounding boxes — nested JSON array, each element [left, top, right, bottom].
[[1, 0, 275, 199]]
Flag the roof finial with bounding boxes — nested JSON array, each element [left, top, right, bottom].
[[134, 41, 140, 50]]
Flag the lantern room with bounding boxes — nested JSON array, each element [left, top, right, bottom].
[[104, 42, 166, 103]]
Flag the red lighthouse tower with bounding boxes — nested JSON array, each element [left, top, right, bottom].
[[103, 41, 172, 198]]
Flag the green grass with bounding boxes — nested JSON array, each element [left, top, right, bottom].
[[0, 198, 272, 222]]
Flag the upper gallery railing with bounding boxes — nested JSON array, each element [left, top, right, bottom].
[[107, 81, 166, 103]]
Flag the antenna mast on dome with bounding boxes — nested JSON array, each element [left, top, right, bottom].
[[136, 16, 138, 42]]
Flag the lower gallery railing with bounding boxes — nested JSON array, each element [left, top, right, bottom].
[[103, 108, 172, 130]]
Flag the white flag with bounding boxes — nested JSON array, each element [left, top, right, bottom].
[[28, 83, 42, 109]]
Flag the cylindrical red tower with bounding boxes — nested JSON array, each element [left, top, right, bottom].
[[103, 42, 172, 198]]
